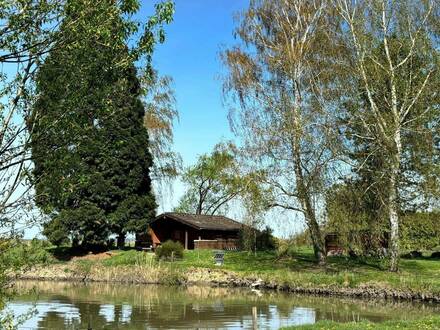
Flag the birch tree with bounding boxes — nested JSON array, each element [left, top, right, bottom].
[[223, 0, 342, 264], [175, 143, 259, 216], [335, 0, 439, 271], [0, 1, 62, 232], [142, 70, 181, 202]]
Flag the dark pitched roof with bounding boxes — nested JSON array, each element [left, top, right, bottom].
[[152, 212, 244, 231]]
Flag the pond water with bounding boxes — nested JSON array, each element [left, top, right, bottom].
[[5, 281, 440, 329]]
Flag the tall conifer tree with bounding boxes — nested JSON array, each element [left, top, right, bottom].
[[30, 0, 172, 249]]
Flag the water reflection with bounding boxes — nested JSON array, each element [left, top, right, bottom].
[[6, 281, 440, 329]]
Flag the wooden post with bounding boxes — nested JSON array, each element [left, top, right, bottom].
[[185, 230, 188, 250], [252, 306, 258, 330]]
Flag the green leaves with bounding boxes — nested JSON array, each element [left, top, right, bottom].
[[120, 0, 140, 14], [135, 1, 174, 64], [30, 0, 171, 249], [176, 143, 259, 216]]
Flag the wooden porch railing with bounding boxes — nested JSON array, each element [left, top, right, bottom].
[[194, 239, 239, 250]]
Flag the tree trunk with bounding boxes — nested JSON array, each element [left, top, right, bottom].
[[306, 214, 326, 264], [388, 130, 401, 272], [291, 114, 326, 264], [388, 182, 399, 272], [117, 233, 126, 249]]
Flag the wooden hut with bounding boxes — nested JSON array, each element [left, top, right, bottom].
[[325, 231, 390, 257], [325, 233, 344, 256], [148, 213, 243, 250]]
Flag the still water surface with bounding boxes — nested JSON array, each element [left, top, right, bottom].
[[5, 281, 440, 329]]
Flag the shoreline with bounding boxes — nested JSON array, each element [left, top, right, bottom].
[[16, 265, 440, 304]]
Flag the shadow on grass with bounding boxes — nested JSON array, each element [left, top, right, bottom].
[[276, 249, 388, 273], [46, 246, 85, 261], [47, 246, 135, 261]]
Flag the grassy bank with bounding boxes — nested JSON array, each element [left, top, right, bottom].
[[177, 248, 440, 295], [15, 246, 440, 300], [9, 246, 440, 329], [281, 315, 440, 329]]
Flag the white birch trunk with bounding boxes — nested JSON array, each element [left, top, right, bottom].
[[388, 128, 402, 271]]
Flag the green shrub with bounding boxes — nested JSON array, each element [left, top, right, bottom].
[[155, 240, 184, 260], [401, 211, 440, 252], [0, 239, 54, 269], [276, 240, 296, 259], [256, 226, 277, 250], [239, 226, 277, 252]]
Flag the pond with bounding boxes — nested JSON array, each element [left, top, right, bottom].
[[5, 281, 440, 329]]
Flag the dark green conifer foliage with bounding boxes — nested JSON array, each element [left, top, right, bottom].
[[30, 0, 160, 249]]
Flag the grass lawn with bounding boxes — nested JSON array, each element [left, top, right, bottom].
[[5, 241, 438, 291], [179, 248, 440, 292], [281, 316, 440, 329], [67, 247, 440, 296], [10, 242, 440, 297]]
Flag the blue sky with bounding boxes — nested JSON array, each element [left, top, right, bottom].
[[141, 0, 249, 211], [148, 0, 246, 167]]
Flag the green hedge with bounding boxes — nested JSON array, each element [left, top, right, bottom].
[[155, 240, 184, 260], [400, 212, 440, 252]]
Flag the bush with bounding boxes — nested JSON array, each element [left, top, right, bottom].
[[276, 240, 296, 259], [401, 211, 440, 252], [239, 226, 277, 252], [0, 239, 54, 269], [256, 226, 277, 251], [155, 240, 184, 260]]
